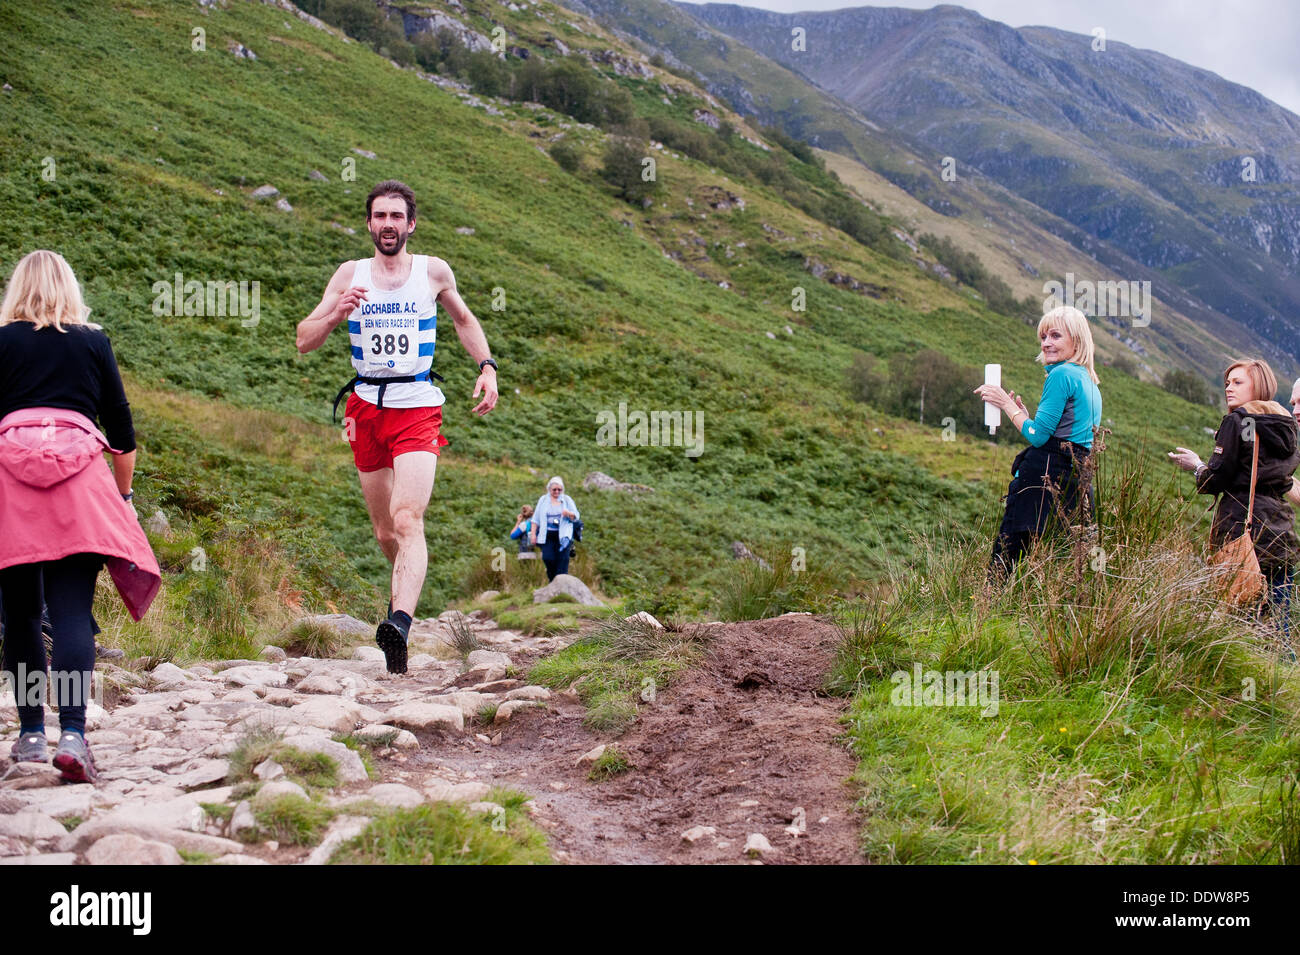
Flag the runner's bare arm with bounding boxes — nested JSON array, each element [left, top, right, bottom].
[[296, 262, 365, 354], [430, 257, 498, 415]]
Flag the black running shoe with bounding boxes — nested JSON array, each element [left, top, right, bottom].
[[376, 616, 410, 674]]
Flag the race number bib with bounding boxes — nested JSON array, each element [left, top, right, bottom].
[[358, 303, 420, 376]]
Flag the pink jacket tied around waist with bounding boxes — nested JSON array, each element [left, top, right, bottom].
[[0, 407, 160, 621]]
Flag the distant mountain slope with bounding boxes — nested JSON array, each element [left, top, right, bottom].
[[0, 0, 1221, 613], [676, 2, 1300, 379]]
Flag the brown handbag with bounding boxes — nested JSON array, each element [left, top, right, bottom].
[[1208, 435, 1266, 606]]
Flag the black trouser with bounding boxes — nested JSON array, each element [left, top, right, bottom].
[[539, 536, 571, 581], [989, 442, 1092, 579], [0, 553, 103, 735]]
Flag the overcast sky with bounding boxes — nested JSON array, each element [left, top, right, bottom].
[[679, 0, 1300, 116]]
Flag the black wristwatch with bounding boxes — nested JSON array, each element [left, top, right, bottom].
[[478, 358, 498, 372]]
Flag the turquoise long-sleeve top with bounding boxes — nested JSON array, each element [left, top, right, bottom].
[[1019, 361, 1102, 449]]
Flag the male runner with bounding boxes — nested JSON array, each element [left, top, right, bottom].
[[296, 180, 498, 673]]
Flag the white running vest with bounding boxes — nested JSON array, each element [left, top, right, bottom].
[[347, 254, 444, 409]]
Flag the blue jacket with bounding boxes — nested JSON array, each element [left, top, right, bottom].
[[533, 493, 580, 551], [1020, 361, 1102, 449]]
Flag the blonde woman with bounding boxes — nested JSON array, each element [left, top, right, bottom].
[[1171, 360, 1298, 646], [0, 251, 159, 780], [974, 305, 1102, 575]]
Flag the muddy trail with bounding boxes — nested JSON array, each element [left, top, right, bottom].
[[427, 614, 865, 864], [0, 610, 865, 865]]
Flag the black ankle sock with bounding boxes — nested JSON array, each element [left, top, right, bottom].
[[387, 600, 393, 618]]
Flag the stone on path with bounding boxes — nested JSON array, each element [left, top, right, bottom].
[[85, 833, 183, 866], [532, 574, 603, 606], [386, 702, 464, 732], [682, 826, 716, 844], [494, 700, 539, 723], [303, 815, 369, 865], [280, 735, 368, 784]]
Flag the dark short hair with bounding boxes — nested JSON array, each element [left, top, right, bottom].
[[366, 180, 416, 222]]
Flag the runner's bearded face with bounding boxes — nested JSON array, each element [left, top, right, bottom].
[[367, 203, 413, 258]]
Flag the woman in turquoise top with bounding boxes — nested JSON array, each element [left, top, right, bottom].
[[974, 305, 1103, 576]]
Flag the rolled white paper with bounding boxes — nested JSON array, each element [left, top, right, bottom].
[[984, 364, 1001, 434]]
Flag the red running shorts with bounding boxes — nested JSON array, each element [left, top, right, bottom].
[[344, 392, 449, 472]]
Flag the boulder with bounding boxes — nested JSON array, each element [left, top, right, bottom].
[[303, 815, 369, 865], [494, 700, 540, 723], [85, 833, 183, 865], [423, 780, 491, 804], [345, 783, 422, 809], [0, 852, 79, 865], [731, 541, 772, 571], [532, 574, 603, 606], [260, 646, 287, 664], [428, 691, 493, 721], [682, 825, 717, 843], [230, 800, 257, 839], [287, 697, 361, 734], [220, 666, 288, 688], [504, 685, 551, 702], [466, 650, 511, 672], [385, 702, 464, 733], [61, 819, 242, 857], [250, 184, 279, 199], [252, 780, 308, 808], [356, 724, 419, 749], [295, 672, 343, 695], [0, 811, 67, 845], [626, 611, 664, 630], [582, 471, 654, 494]]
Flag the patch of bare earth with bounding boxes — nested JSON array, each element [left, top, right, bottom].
[[416, 614, 865, 864]]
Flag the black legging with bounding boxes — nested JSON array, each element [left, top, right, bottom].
[[0, 553, 103, 735]]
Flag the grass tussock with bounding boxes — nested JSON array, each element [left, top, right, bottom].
[[588, 746, 632, 781], [717, 543, 840, 622], [329, 790, 550, 865], [833, 447, 1300, 864], [529, 614, 711, 733], [225, 728, 341, 791], [252, 794, 336, 847]]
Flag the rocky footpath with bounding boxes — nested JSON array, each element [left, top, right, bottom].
[[0, 610, 569, 865]]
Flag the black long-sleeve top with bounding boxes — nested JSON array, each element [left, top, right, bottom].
[[0, 321, 136, 452]]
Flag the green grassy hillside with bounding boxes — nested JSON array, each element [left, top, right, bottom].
[[0, 0, 1222, 626]]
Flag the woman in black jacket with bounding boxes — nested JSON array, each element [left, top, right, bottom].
[[1171, 359, 1299, 647]]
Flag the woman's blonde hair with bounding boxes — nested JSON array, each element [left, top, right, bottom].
[[1037, 305, 1098, 383], [0, 250, 98, 332], [1224, 359, 1277, 405]]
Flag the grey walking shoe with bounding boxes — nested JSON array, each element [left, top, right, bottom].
[[52, 731, 97, 783], [9, 731, 48, 764]]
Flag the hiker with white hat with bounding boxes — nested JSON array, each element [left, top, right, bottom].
[[530, 476, 580, 581]]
